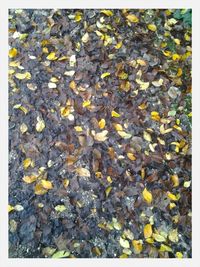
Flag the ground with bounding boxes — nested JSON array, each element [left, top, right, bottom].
[[8, 9, 191, 258]]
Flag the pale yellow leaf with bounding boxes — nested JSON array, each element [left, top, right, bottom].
[[101, 72, 110, 79], [55, 205, 66, 212], [142, 188, 153, 204], [119, 237, 130, 248], [94, 130, 108, 142], [36, 117, 45, 132], [117, 131, 132, 139], [111, 110, 121, 117], [127, 153, 136, 161], [148, 24, 157, 31], [100, 10, 113, 16], [132, 240, 143, 254], [23, 174, 37, 184], [126, 14, 139, 23], [41, 180, 53, 190], [98, 118, 106, 129], [143, 131, 152, 142], [76, 167, 91, 177]]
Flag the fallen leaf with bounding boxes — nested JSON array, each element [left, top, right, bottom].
[[36, 117, 45, 132], [46, 52, 58, 60], [127, 153, 136, 161], [63, 179, 70, 188], [126, 14, 139, 23], [143, 131, 152, 142], [153, 233, 166, 242], [152, 79, 163, 87], [117, 131, 132, 139], [168, 228, 179, 243], [159, 244, 172, 252], [101, 72, 110, 79], [34, 183, 48, 195], [105, 186, 112, 197], [144, 224, 153, 239], [132, 240, 143, 254], [101, 10, 113, 16], [69, 55, 76, 67], [82, 100, 91, 108], [9, 48, 18, 58], [74, 126, 83, 132], [8, 205, 14, 212], [48, 82, 57, 89], [151, 111, 160, 121], [113, 123, 123, 131], [76, 167, 91, 177], [98, 118, 106, 129], [142, 188, 153, 204], [171, 174, 179, 187], [23, 174, 37, 184], [15, 72, 31, 80], [184, 181, 191, 188], [55, 205, 66, 212], [111, 110, 121, 117], [120, 237, 130, 248], [23, 158, 33, 169], [148, 24, 157, 31], [52, 250, 70, 258], [82, 32, 89, 43], [167, 192, 179, 201], [41, 180, 53, 189], [20, 123, 28, 134], [94, 130, 108, 142]]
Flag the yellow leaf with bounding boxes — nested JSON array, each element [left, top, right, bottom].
[[144, 224, 153, 239], [119, 237, 130, 248], [94, 130, 108, 142], [82, 100, 91, 108], [172, 54, 181, 61], [36, 117, 45, 132], [34, 183, 48, 195], [118, 71, 128, 80], [15, 72, 31, 80], [151, 111, 160, 121], [101, 72, 110, 79], [23, 174, 37, 184], [69, 80, 76, 90], [111, 110, 121, 117], [138, 103, 147, 110], [82, 32, 89, 43], [167, 192, 179, 201], [46, 52, 57, 60], [136, 79, 150, 90], [23, 158, 33, 169], [55, 205, 66, 212], [41, 180, 53, 190], [153, 233, 166, 242], [115, 41, 123, 49], [176, 252, 183, 258], [60, 106, 70, 117], [126, 14, 139, 23], [9, 48, 18, 58], [160, 124, 173, 134], [171, 174, 179, 187], [76, 167, 91, 177], [163, 50, 171, 57], [117, 131, 132, 139], [152, 79, 163, 87], [132, 240, 143, 254], [143, 131, 152, 142], [105, 186, 112, 197], [142, 188, 152, 204], [113, 123, 123, 131], [177, 68, 183, 77], [157, 137, 165, 145], [63, 179, 70, 188], [168, 228, 179, 243], [98, 119, 106, 129], [74, 126, 83, 132], [20, 123, 28, 134], [74, 11, 82, 22], [174, 38, 181, 45], [8, 205, 15, 212], [127, 153, 136, 161], [141, 168, 145, 179], [137, 59, 146, 66], [184, 181, 191, 188], [148, 24, 157, 31], [159, 244, 172, 252], [101, 10, 113, 16]]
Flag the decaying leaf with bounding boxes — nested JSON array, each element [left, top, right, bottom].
[[34, 183, 48, 195]]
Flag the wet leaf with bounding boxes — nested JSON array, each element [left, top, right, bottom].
[[142, 188, 153, 204], [144, 224, 153, 239]]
